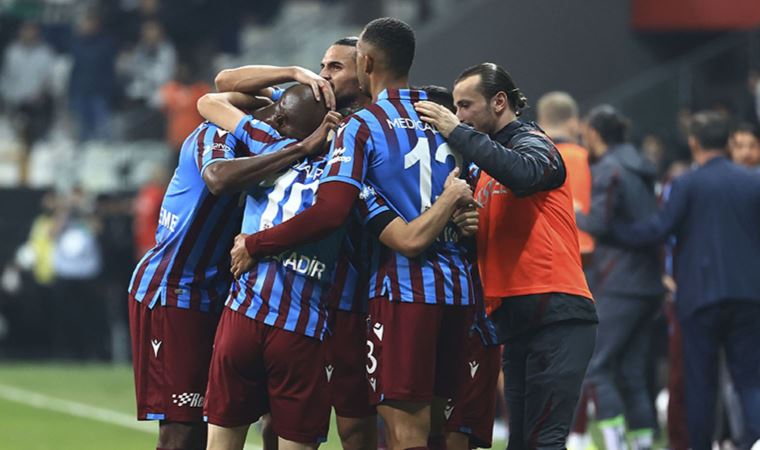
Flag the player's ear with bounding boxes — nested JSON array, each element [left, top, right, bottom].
[[274, 113, 287, 130], [364, 54, 374, 76], [492, 91, 508, 115]]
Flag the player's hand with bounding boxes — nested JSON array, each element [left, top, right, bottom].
[[302, 111, 343, 155], [230, 233, 255, 279], [291, 67, 336, 110], [414, 101, 460, 138], [443, 168, 474, 207], [453, 206, 479, 237]]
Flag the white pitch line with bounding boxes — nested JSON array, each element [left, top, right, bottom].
[[0, 384, 261, 450]]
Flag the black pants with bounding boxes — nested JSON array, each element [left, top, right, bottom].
[[502, 320, 597, 450], [680, 301, 760, 450]]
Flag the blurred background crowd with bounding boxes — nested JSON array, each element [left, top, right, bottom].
[[0, 0, 759, 448]]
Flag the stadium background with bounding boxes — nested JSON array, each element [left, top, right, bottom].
[[0, 0, 758, 448]]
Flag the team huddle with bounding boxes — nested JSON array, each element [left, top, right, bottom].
[[128, 17, 597, 450]]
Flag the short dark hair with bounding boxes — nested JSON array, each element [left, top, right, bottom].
[[333, 36, 359, 47], [455, 62, 528, 116], [689, 111, 730, 150], [360, 17, 415, 77], [731, 122, 760, 141], [417, 85, 455, 113], [586, 105, 630, 145]]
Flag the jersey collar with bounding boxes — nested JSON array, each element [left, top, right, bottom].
[[377, 88, 428, 102]]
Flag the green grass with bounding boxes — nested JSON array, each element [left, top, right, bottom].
[[0, 363, 507, 450]]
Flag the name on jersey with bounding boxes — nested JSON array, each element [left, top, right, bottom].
[[273, 251, 327, 280], [159, 207, 179, 232], [386, 117, 435, 132]]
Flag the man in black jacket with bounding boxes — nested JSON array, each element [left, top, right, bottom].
[[613, 111, 760, 450], [416, 62, 597, 450], [575, 105, 665, 450]]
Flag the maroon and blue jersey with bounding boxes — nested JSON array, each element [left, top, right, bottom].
[[323, 185, 390, 314], [322, 88, 475, 306], [128, 118, 294, 313], [226, 116, 342, 339]]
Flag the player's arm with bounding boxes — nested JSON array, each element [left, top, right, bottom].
[[197, 92, 272, 133], [371, 169, 475, 257], [203, 112, 342, 195], [229, 117, 369, 278], [415, 101, 566, 196], [214, 65, 335, 110]]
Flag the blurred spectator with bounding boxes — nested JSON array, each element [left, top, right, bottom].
[[51, 187, 107, 360], [728, 122, 760, 170], [69, 13, 116, 142], [641, 133, 669, 180], [576, 105, 664, 450], [120, 20, 176, 107], [158, 61, 211, 151], [537, 91, 594, 259], [612, 111, 760, 450], [118, 19, 176, 139], [0, 22, 55, 183], [132, 164, 169, 259], [742, 69, 760, 125]]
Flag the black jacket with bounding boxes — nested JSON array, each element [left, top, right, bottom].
[[614, 156, 760, 317], [576, 143, 665, 298]]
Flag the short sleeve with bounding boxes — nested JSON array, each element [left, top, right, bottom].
[[197, 125, 239, 174], [357, 184, 391, 224], [232, 114, 297, 156], [319, 116, 371, 190]]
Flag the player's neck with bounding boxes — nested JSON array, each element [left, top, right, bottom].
[[370, 74, 409, 102], [493, 111, 517, 136]]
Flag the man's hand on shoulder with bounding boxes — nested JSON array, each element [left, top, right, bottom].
[[414, 100, 460, 138]]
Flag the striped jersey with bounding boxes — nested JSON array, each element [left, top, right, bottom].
[[128, 117, 296, 313], [324, 185, 390, 314], [322, 88, 475, 306], [226, 116, 344, 339]]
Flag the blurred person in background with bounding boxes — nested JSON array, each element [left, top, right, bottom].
[[0, 21, 55, 184], [118, 19, 176, 140], [158, 61, 211, 152], [68, 12, 116, 142], [537, 91, 595, 450], [51, 186, 106, 360], [728, 122, 760, 170], [612, 111, 760, 450], [132, 164, 169, 260], [576, 105, 664, 450]]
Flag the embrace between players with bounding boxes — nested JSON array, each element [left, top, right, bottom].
[[128, 16, 596, 450]]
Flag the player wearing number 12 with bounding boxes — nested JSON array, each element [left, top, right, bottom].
[[242, 18, 476, 450]]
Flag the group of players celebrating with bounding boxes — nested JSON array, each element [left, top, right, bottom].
[[128, 16, 597, 450]]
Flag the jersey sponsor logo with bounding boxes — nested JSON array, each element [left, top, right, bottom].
[[150, 339, 162, 358], [325, 365, 334, 382], [158, 207, 179, 233], [372, 323, 384, 341], [368, 376, 377, 392], [328, 146, 352, 165], [386, 117, 435, 132], [444, 401, 454, 420], [469, 360, 480, 378], [172, 392, 204, 408], [201, 142, 233, 159]]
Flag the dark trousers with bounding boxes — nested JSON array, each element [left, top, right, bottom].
[[585, 294, 661, 430], [666, 301, 689, 450], [680, 301, 760, 450], [502, 320, 596, 450]]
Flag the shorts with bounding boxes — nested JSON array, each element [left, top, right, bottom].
[[324, 309, 376, 418], [128, 296, 219, 422], [367, 297, 472, 404], [445, 333, 502, 448], [204, 308, 330, 444]]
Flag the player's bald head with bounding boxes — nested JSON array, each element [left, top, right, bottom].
[[276, 84, 328, 141]]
